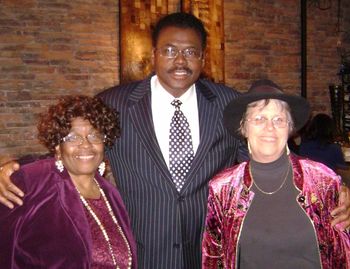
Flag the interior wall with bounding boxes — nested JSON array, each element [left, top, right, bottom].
[[224, 0, 350, 116], [0, 0, 349, 157], [0, 0, 120, 157]]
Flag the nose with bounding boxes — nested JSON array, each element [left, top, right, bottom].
[[173, 50, 187, 64], [79, 137, 93, 147], [265, 119, 275, 129]]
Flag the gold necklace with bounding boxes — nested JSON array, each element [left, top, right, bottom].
[[75, 178, 132, 269], [249, 160, 291, 195]]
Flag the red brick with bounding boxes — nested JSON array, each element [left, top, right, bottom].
[[0, 0, 349, 157]]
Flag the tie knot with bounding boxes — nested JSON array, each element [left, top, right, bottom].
[[171, 99, 182, 110]]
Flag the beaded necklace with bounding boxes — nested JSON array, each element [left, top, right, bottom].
[[75, 178, 132, 269]]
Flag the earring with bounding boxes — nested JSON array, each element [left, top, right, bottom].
[[247, 141, 252, 155], [286, 144, 290, 155], [55, 159, 64, 172], [98, 161, 106, 176]]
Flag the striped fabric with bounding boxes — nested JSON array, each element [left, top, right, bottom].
[[98, 77, 248, 269]]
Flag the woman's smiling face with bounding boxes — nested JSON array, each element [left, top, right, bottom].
[[55, 117, 104, 179], [243, 99, 291, 163]]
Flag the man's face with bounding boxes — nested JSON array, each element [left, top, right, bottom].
[[152, 26, 205, 98]]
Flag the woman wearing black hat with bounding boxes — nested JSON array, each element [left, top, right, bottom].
[[202, 79, 350, 269]]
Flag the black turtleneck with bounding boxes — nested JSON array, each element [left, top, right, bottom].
[[238, 153, 321, 269]]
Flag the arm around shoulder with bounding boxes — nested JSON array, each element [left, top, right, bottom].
[[0, 167, 28, 269], [0, 159, 23, 208]]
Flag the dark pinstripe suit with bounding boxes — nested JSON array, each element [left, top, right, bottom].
[[98, 76, 248, 269]]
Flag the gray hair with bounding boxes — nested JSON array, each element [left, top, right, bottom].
[[238, 99, 295, 137]]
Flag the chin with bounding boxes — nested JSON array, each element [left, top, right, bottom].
[[254, 151, 280, 161], [77, 170, 95, 175], [76, 167, 99, 176]]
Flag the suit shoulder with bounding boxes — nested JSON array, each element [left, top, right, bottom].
[[96, 80, 144, 107], [198, 79, 242, 109], [199, 79, 241, 97], [97, 81, 140, 99]]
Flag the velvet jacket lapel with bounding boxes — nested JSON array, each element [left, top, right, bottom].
[[57, 169, 137, 268], [56, 168, 93, 258]]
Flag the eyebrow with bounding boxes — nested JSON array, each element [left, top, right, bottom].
[[160, 44, 198, 49]]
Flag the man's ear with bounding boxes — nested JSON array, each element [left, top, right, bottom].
[[201, 51, 206, 68], [151, 48, 156, 65]]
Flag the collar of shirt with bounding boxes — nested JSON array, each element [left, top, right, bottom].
[[151, 75, 200, 168]]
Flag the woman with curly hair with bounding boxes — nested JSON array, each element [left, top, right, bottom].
[[0, 95, 137, 269]]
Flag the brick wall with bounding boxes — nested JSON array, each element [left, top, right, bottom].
[[0, 0, 349, 157], [0, 0, 119, 157], [224, 0, 350, 114]]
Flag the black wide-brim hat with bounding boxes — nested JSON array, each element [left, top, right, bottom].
[[224, 79, 310, 139]]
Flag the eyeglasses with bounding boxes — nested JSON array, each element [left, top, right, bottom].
[[156, 46, 202, 60], [62, 133, 106, 146], [246, 115, 290, 128]]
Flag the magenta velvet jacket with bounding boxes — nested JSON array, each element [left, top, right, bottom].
[[0, 158, 137, 269], [202, 154, 350, 269]]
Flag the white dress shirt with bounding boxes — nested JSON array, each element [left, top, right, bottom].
[[151, 75, 200, 168]]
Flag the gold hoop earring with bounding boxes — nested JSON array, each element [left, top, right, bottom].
[[247, 141, 252, 155], [286, 144, 290, 155]]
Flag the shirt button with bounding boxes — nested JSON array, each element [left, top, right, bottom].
[[178, 196, 185, 202]]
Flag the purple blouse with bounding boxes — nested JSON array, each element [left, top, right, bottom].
[[85, 197, 130, 269]]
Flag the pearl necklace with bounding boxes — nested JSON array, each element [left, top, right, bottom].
[[75, 178, 132, 269], [249, 160, 291, 195]]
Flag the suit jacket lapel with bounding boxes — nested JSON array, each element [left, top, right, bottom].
[[183, 80, 219, 190], [127, 78, 219, 192], [128, 78, 172, 182]]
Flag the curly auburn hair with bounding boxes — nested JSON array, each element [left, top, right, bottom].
[[37, 95, 120, 153]]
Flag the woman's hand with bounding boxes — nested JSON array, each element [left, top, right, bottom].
[[331, 185, 350, 231], [0, 161, 23, 208]]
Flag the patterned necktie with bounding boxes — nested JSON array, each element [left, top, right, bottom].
[[169, 99, 194, 192]]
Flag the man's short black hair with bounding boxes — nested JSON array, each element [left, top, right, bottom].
[[152, 12, 207, 49]]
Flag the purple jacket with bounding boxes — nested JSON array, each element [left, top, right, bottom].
[[0, 158, 137, 269], [202, 154, 350, 269]]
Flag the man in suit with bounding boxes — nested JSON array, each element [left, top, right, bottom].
[[98, 13, 247, 268], [1, 12, 350, 269]]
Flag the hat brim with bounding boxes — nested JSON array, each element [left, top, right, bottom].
[[223, 92, 310, 139]]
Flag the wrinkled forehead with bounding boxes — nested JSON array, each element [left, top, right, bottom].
[[69, 117, 96, 133], [246, 99, 289, 115]]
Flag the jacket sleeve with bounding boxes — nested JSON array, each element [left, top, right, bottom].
[[0, 170, 27, 269], [202, 183, 224, 269], [326, 179, 350, 267]]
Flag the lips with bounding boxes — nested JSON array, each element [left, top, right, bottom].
[[75, 154, 95, 160], [260, 136, 277, 142], [168, 68, 192, 77]]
